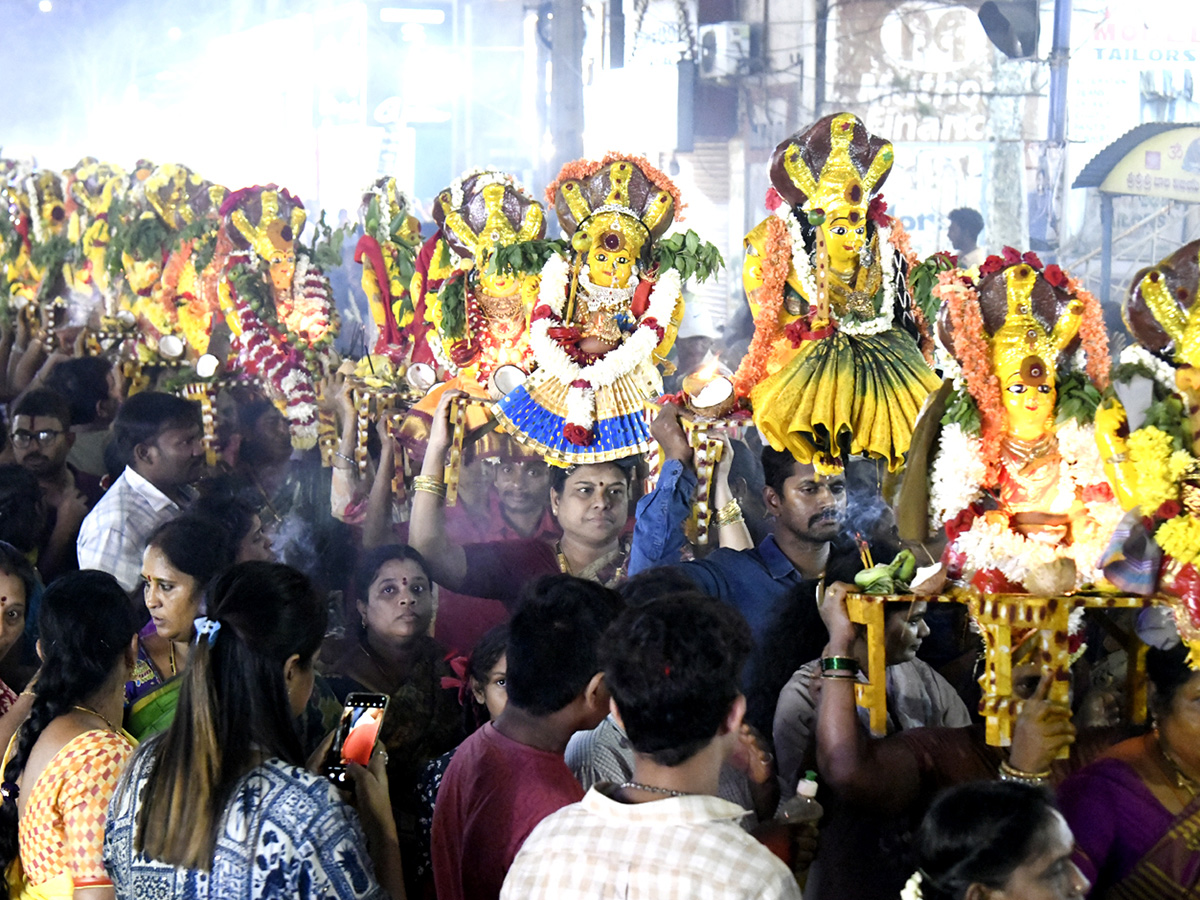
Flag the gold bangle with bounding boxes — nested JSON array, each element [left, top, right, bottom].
[[412, 476, 447, 499], [999, 760, 1051, 783], [715, 499, 743, 527]]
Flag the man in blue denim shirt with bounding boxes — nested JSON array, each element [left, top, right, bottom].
[[630, 406, 856, 639]]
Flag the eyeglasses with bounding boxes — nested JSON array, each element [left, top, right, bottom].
[[11, 429, 64, 448]]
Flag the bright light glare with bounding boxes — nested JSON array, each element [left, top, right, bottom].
[[38, 0, 52, 12], [380, 7, 445, 24], [167, 26, 183, 41]]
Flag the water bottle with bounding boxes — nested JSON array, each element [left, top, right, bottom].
[[776, 770, 823, 824]]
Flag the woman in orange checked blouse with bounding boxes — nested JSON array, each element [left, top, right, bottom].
[[0, 571, 138, 899]]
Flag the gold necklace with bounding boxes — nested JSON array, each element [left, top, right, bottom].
[[72, 705, 120, 734], [1155, 733, 1198, 803]]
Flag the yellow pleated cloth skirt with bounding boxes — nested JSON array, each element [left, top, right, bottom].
[[750, 328, 942, 471]]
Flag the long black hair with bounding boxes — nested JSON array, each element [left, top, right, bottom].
[[0, 570, 137, 898], [132, 561, 326, 869]]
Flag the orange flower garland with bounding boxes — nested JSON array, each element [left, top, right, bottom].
[[161, 238, 193, 302], [1067, 275, 1111, 391], [544, 151, 687, 222], [732, 216, 790, 398], [936, 270, 1006, 483]]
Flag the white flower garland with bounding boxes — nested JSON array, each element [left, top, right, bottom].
[[929, 422, 987, 526], [449, 168, 535, 209], [775, 208, 818, 302], [528, 262, 682, 432], [1119, 344, 1177, 394], [25, 175, 45, 245], [900, 871, 924, 900]]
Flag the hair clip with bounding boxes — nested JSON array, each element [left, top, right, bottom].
[[1, 782, 18, 802], [194, 616, 222, 645]]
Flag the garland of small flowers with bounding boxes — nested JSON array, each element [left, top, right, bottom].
[[528, 251, 681, 444], [1066, 275, 1111, 391], [732, 215, 790, 397], [1119, 344, 1178, 393]]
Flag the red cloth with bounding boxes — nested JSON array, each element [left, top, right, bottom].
[[431, 723, 583, 900], [456, 540, 559, 611]]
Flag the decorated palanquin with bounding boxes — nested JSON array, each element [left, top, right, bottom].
[[425, 169, 545, 398], [493, 154, 687, 464], [354, 176, 423, 364], [215, 185, 337, 449], [110, 164, 227, 363], [1097, 240, 1200, 664], [2, 165, 70, 311], [927, 250, 1119, 593], [64, 158, 128, 315], [732, 113, 941, 473]]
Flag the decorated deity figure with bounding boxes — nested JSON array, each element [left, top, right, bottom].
[[493, 154, 686, 463], [216, 185, 337, 449], [143, 164, 227, 357], [426, 169, 545, 396], [1095, 241, 1200, 647], [354, 176, 423, 362], [927, 251, 1117, 592], [65, 158, 127, 309], [4, 167, 70, 309], [733, 113, 942, 473]]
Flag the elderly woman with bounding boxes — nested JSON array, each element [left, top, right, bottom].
[[125, 515, 236, 739], [322, 545, 463, 892]]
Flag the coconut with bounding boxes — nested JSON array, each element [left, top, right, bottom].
[[685, 375, 736, 418], [158, 334, 185, 359], [405, 362, 436, 394], [488, 365, 527, 401], [910, 563, 947, 596], [1024, 558, 1077, 597], [195, 354, 220, 379]]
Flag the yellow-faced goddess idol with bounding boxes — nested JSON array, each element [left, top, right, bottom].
[[492, 154, 686, 464], [928, 251, 1117, 592], [734, 113, 941, 473]]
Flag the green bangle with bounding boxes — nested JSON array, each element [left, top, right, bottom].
[[820, 656, 860, 675]]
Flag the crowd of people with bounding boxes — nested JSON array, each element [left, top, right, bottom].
[[0, 300, 1189, 900]]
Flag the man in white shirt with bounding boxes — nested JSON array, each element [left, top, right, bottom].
[[76, 392, 204, 592], [502, 593, 801, 900]]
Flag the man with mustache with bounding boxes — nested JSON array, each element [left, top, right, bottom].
[[9, 389, 102, 581], [630, 407, 878, 734], [77, 392, 204, 594]]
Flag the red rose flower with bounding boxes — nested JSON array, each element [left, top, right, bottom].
[[532, 304, 555, 321], [867, 194, 889, 227], [1001, 246, 1022, 265], [764, 187, 784, 212], [1156, 499, 1183, 521], [784, 319, 808, 348], [944, 504, 980, 542], [570, 379, 590, 389], [978, 255, 1005, 277], [1022, 250, 1043, 270], [1082, 482, 1114, 503], [563, 423, 593, 446], [641, 316, 665, 341], [972, 567, 1023, 594], [1043, 264, 1068, 289]]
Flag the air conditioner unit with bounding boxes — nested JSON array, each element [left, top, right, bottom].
[[698, 22, 750, 79]]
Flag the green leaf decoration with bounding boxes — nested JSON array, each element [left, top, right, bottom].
[[941, 386, 981, 435], [651, 230, 725, 283], [909, 253, 957, 322], [365, 197, 381, 240], [491, 240, 567, 277], [438, 273, 467, 340], [1054, 369, 1102, 426]]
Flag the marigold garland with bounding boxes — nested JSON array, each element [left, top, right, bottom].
[[1067, 276, 1111, 391], [543, 152, 686, 222], [936, 270, 1005, 481], [161, 238, 193, 301], [732, 216, 790, 397]]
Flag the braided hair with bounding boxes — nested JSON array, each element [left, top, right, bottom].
[[0, 570, 137, 898], [912, 781, 1060, 900]]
